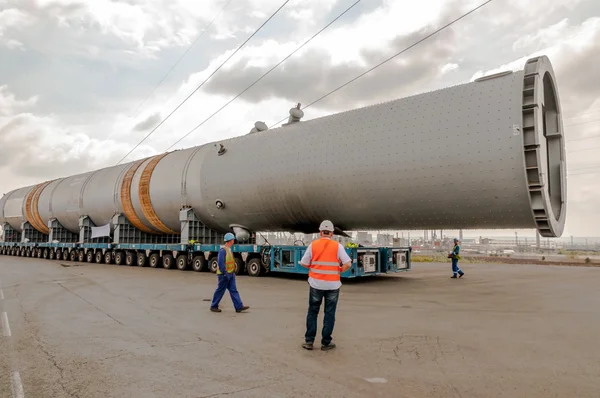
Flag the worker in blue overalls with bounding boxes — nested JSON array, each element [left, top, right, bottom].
[[450, 238, 465, 279], [210, 233, 250, 313]]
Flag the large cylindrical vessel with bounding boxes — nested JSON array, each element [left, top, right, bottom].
[[0, 55, 566, 238]]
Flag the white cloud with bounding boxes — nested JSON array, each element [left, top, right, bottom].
[[1, 0, 600, 237]]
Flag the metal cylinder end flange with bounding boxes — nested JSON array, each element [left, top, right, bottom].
[[521, 55, 566, 238]]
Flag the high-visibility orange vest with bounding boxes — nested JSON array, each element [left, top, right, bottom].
[[309, 238, 341, 282]]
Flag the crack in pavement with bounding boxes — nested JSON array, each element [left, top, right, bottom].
[[197, 383, 278, 397], [55, 282, 124, 326]]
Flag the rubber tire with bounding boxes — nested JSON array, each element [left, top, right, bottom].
[[234, 257, 246, 275], [149, 253, 160, 268], [163, 254, 174, 269], [54, 249, 61, 260], [247, 258, 263, 277], [78, 250, 85, 262], [69, 250, 77, 262], [63, 250, 70, 261], [43, 249, 49, 259], [50, 250, 56, 260], [114, 251, 124, 265], [26, 248, 31, 257], [137, 252, 147, 267], [86, 251, 94, 263], [176, 254, 188, 270], [192, 256, 207, 272], [125, 251, 134, 266], [104, 252, 112, 264], [209, 257, 218, 273]]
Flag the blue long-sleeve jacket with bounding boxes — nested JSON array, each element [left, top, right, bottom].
[[217, 248, 227, 274], [452, 245, 460, 257]]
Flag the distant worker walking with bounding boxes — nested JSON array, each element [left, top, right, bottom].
[[210, 233, 250, 313], [450, 238, 465, 279], [300, 220, 352, 351]]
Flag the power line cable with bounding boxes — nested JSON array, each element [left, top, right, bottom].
[[267, 0, 495, 129], [566, 132, 600, 143], [564, 118, 600, 129], [129, 0, 236, 119], [568, 145, 600, 153], [165, 0, 363, 151], [117, 0, 291, 165]]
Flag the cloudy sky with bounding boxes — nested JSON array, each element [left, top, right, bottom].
[[1, 0, 599, 239]]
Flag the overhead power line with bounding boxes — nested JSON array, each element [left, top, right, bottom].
[[117, 0, 291, 165], [566, 132, 600, 143], [267, 0, 495, 129], [165, 0, 363, 151], [130, 0, 236, 119]]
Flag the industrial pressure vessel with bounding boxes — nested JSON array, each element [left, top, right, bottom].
[[0, 55, 566, 239]]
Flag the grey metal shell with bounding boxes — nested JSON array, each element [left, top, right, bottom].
[[80, 163, 130, 227], [0, 55, 566, 238], [0, 184, 36, 231], [37, 178, 65, 230]]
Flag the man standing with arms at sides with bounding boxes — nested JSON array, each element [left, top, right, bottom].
[[210, 233, 250, 313], [450, 238, 465, 279], [300, 220, 352, 351]]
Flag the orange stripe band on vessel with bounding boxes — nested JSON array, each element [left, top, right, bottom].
[[31, 180, 54, 234], [120, 158, 158, 234], [24, 184, 43, 233], [139, 153, 178, 234], [24, 181, 53, 234]]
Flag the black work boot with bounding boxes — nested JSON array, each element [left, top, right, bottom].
[[302, 342, 314, 350], [210, 307, 222, 312], [321, 343, 336, 351]]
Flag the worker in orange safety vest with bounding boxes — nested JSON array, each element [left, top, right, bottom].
[[299, 220, 352, 351]]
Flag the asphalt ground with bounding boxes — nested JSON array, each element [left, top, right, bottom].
[[0, 257, 599, 397]]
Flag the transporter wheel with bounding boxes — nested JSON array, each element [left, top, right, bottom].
[[25, 248, 31, 257], [137, 252, 147, 267], [86, 251, 94, 263], [49, 250, 56, 260], [69, 250, 77, 262], [234, 257, 246, 275], [63, 250, 70, 261], [42, 248, 49, 259], [149, 253, 160, 268], [114, 251, 124, 265], [37, 249, 43, 258], [192, 256, 207, 272], [125, 251, 134, 266], [209, 257, 218, 273], [163, 254, 174, 269], [176, 254, 188, 271], [54, 249, 61, 259], [104, 251, 112, 264], [78, 250, 85, 262], [246, 258, 263, 277]]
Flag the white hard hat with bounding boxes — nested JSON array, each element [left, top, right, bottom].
[[319, 220, 334, 232]]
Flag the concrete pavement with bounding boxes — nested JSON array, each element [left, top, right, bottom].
[[0, 257, 599, 397]]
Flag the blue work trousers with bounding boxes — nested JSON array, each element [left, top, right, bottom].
[[211, 273, 244, 311], [452, 258, 463, 276], [305, 286, 340, 346]]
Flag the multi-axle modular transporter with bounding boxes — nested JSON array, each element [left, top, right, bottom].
[[0, 55, 566, 277]]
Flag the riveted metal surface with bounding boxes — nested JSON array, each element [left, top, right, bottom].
[[120, 158, 157, 234], [0, 55, 567, 238], [199, 69, 533, 232], [138, 153, 178, 234]]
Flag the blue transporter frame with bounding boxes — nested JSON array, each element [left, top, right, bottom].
[[261, 245, 412, 278]]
